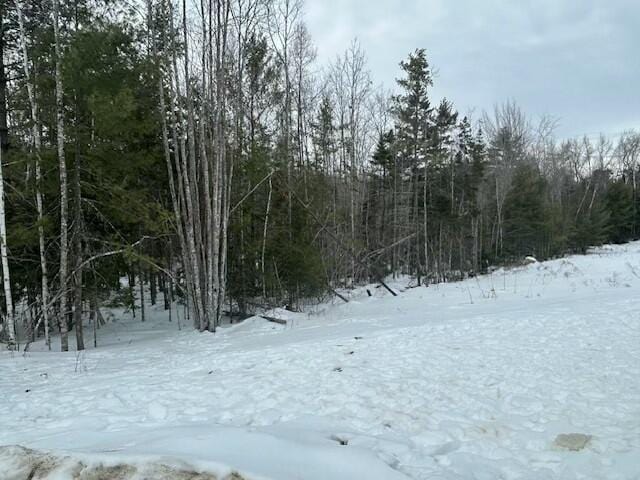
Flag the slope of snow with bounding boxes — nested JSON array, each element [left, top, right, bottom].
[[1, 243, 640, 479]]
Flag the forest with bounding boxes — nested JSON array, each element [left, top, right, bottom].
[[1, 0, 639, 351]]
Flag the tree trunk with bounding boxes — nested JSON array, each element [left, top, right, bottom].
[[261, 176, 272, 299], [54, 0, 70, 351], [73, 78, 84, 351], [0, 4, 13, 348], [150, 271, 157, 305], [129, 270, 136, 318], [423, 164, 428, 282], [0, 5, 8, 152], [89, 292, 97, 348], [0, 147, 14, 348], [73, 260, 84, 350], [15, 0, 50, 349], [139, 268, 145, 322]]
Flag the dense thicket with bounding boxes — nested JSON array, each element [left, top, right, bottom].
[[1, 0, 639, 350]]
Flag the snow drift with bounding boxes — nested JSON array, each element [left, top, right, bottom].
[[1, 243, 640, 479]]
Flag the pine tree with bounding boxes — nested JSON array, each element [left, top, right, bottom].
[[605, 180, 634, 243], [392, 49, 434, 277], [312, 95, 336, 172], [503, 165, 548, 258], [366, 130, 395, 277], [569, 201, 610, 254]]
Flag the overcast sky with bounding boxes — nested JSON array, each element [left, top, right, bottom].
[[305, 0, 640, 139]]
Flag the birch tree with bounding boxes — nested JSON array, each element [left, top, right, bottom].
[[0, 145, 14, 348], [153, 0, 233, 331], [54, 0, 70, 351], [0, 0, 13, 349], [15, 0, 50, 349]]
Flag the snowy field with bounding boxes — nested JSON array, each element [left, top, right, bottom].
[[1, 243, 640, 479]]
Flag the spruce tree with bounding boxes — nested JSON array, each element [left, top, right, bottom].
[[604, 180, 634, 243], [503, 165, 548, 258]]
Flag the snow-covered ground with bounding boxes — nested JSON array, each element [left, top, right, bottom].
[[1, 243, 640, 479]]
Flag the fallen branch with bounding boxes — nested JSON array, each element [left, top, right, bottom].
[[362, 233, 417, 262], [379, 280, 397, 297], [230, 170, 274, 214], [222, 310, 252, 321], [331, 289, 349, 303], [260, 315, 287, 325]]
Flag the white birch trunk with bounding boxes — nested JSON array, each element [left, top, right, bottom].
[[15, 0, 50, 348], [153, 0, 231, 333], [0, 146, 14, 348], [54, 0, 70, 351]]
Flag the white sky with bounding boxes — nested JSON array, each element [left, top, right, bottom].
[[305, 0, 640, 139]]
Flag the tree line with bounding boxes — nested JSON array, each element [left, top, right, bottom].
[[1, 0, 639, 351]]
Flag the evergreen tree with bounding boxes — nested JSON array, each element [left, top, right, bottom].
[[604, 180, 634, 244], [503, 165, 548, 258], [393, 49, 433, 171], [311, 95, 336, 172], [392, 49, 434, 276], [569, 201, 610, 254]]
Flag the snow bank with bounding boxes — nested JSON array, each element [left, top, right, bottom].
[[0, 445, 239, 480]]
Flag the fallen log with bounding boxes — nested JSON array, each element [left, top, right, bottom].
[[331, 289, 349, 303], [260, 315, 287, 325], [379, 280, 397, 297], [223, 310, 253, 321]]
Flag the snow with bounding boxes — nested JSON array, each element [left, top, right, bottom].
[[2, 243, 640, 479]]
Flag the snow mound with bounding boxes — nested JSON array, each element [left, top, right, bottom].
[[0, 445, 241, 480]]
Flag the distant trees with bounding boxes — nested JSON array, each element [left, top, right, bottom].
[[0, 1, 639, 351]]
